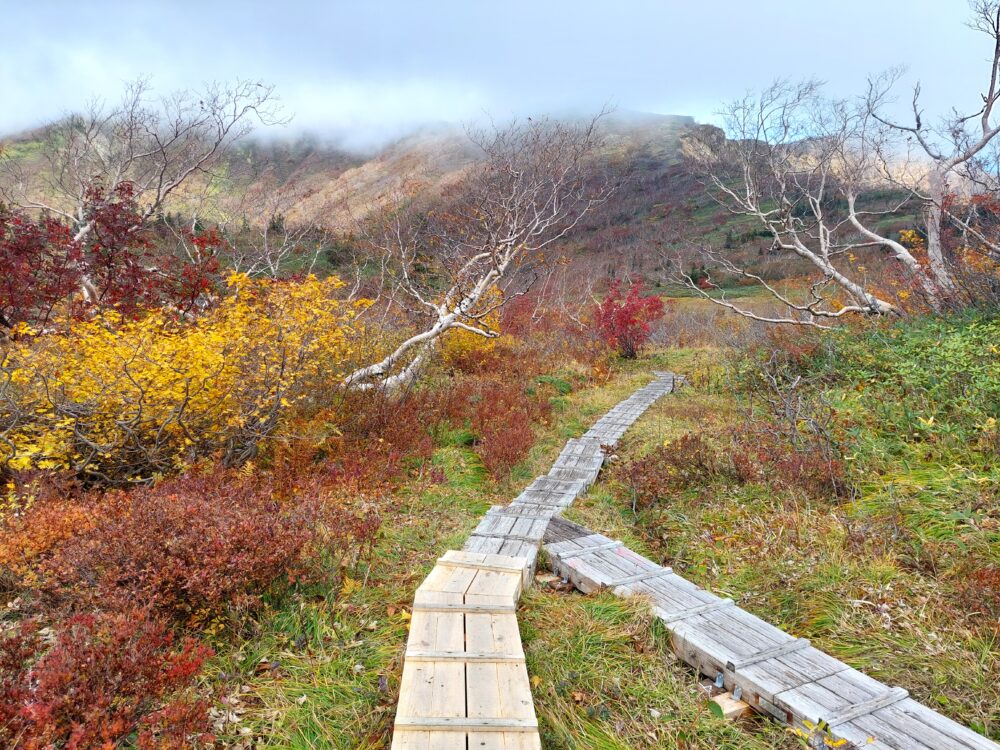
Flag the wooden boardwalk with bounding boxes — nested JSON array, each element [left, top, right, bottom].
[[462, 373, 678, 575], [544, 516, 1000, 750], [392, 550, 539, 749], [391, 373, 678, 749]]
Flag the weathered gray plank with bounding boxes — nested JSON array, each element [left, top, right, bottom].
[[542, 514, 1000, 750]]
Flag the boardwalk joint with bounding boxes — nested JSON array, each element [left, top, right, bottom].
[[821, 687, 909, 728], [727, 638, 810, 672], [654, 598, 735, 624]]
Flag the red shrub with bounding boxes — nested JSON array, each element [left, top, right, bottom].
[[476, 411, 536, 477], [470, 379, 551, 478], [0, 609, 212, 750], [36, 467, 380, 620], [327, 389, 440, 469], [0, 621, 40, 737], [594, 280, 665, 358], [0, 182, 224, 327]]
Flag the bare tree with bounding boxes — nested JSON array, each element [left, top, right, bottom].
[[866, 0, 1000, 290], [206, 164, 329, 278], [344, 115, 616, 390], [679, 81, 928, 326], [678, 1, 1000, 324], [1, 78, 282, 297]]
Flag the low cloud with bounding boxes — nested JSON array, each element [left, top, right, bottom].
[[1, 0, 988, 150]]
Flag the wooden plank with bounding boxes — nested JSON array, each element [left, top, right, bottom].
[[886, 699, 1000, 750], [473, 514, 515, 536], [438, 550, 525, 574], [735, 646, 849, 708], [551, 453, 604, 470], [463, 535, 505, 554], [412, 602, 516, 613], [394, 717, 538, 732], [848, 699, 997, 750], [545, 533, 621, 557], [469, 532, 544, 544], [656, 598, 735, 624], [607, 567, 675, 587], [727, 637, 810, 671], [822, 686, 909, 728], [555, 540, 623, 559], [712, 692, 752, 720], [525, 476, 587, 494], [540, 516, 1000, 749], [393, 375, 683, 750], [465, 567, 522, 607], [546, 466, 600, 484], [543, 516, 591, 543], [404, 650, 525, 663], [486, 504, 559, 519]]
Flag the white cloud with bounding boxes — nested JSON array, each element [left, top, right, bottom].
[[0, 0, 989, 148]]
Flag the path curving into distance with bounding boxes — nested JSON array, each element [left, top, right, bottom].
[[392, 368, 998, 749], [390, 373, 678, 749]]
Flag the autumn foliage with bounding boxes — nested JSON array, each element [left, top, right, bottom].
[[594, 280, 665, 358], [0, 180, 595, 747], [2, 274, 363, 483], [0, 183, 224, 329], [29, 468, 379, 619], [1, 609, 212, 750], [470, 377, 552, 477]]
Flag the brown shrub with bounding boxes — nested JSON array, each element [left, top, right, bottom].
[[614, 433, 730, 509], [35, 467, 380, 620], [476, 411, 536, 477], [615, 428, 847, 509], [729, 428, 848, 499], [955, 566, 1000, 628]]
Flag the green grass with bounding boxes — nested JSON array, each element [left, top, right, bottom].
[[203, 353, 817, 749], [522, 590, 797, 749], [565, 331, 999, 742]]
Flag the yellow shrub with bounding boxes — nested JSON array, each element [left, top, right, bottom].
[[1, 274, 362, 482], [440, 288, 502, 367]]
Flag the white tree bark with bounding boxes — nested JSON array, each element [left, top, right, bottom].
[[343, 115, 616, 389]]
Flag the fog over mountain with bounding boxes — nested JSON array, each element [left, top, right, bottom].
[[1, 0, 986, 149]]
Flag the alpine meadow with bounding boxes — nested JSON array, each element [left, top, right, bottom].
[[1, 2, 998, 749]]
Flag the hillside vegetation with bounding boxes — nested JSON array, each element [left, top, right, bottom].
[[2, 49, 999, 748]]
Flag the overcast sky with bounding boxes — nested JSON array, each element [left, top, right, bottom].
[[1, 0, 987, 149]]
